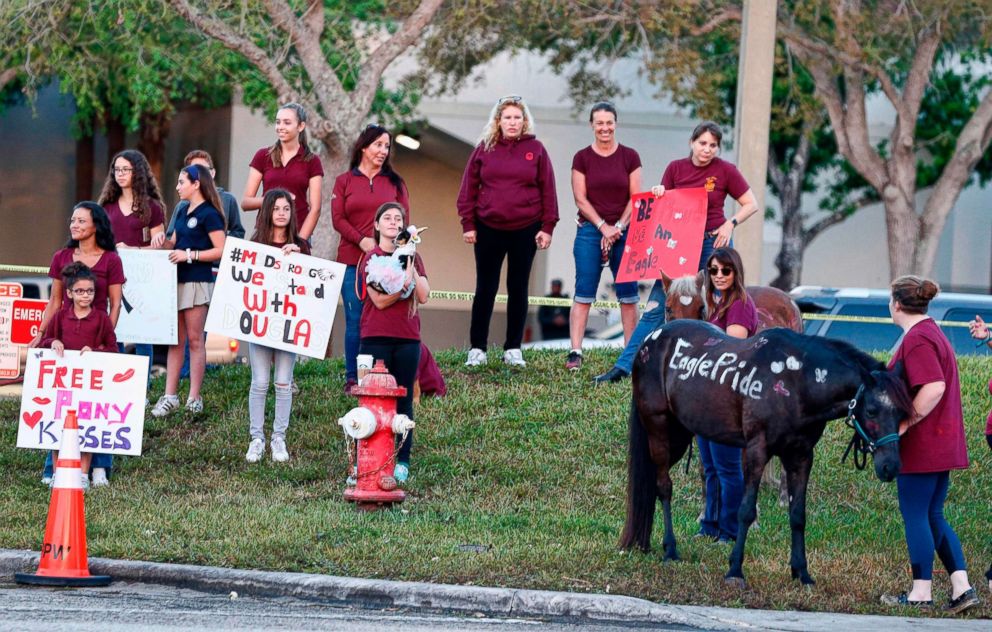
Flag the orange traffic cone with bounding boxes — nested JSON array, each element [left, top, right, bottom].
[[15, 410, 111, 586]]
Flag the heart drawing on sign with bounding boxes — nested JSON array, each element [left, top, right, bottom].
[[22, 411, 42, 429]]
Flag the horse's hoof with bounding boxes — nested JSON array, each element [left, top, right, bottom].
[[724, 576, 746, 590]]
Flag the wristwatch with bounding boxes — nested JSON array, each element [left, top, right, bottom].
[[730, 218, 739, 227]]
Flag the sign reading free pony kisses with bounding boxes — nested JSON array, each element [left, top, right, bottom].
[[616, 188, 708, 283], [205, 237, 345, 359], [17, 349, 148, 456], [116, 249, 178, 345]]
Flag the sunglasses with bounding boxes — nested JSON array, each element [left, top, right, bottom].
[[498, 95, 523, 104], [708, 265, 734, 277]]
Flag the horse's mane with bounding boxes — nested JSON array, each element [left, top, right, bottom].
[[669, 275, 700, 298], [813, 336, 885, 373]]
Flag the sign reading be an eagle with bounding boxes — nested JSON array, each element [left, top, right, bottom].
[[205, 237, 345, 359], [616, 188, 708, 283]]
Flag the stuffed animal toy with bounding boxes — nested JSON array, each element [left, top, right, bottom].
[[365, 226, 428, 298]]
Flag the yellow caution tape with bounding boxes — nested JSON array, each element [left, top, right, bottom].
[[0, 263, 975, 328]]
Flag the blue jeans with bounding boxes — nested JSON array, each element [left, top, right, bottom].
[[897, 472, 967, 580], [696, 436, 743, 541], [614, 233, 720, 373], [342, 265, 363, 382], [572, 222, 639, 304], [44, 451, 112, 478]]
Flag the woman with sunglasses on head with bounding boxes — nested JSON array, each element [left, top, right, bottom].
[[332, 124, 409, 393], [594, 121, 758, 384], [31, 201, 125, 488], [242, 102, 324, 240], [566, 101, 641, 371], [457, 95, 558, 368], [694, 247, 756, 544], [151, 165, 226, 418], [879, 276, 978, 613]]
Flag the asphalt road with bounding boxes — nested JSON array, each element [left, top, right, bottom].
[[0, 581, 686, 631]]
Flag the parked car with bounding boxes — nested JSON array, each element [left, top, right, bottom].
[[791, 286, 992, 356], [522, 321, 626, 351]]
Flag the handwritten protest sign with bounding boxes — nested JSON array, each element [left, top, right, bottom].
[[17, 349, 148, 455], [116, 249, 178, 345], [205, 237, 345, 359], [616, 189, 708, 283]]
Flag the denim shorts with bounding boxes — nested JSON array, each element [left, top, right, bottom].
[[572, 222, 639, 304]]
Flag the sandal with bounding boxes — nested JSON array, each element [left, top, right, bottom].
[[880, 592, 933, 608]]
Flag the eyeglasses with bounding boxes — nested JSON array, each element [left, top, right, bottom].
[[708, 266, 733, 277], [71, 288, 95, 295], [113, 167, 133, 174], [498, 95, 523, 104]]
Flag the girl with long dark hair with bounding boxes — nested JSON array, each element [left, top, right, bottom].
[[99, 149, 166, 249]]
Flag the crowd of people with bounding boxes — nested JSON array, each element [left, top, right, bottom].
[[23, 97, 991, 608]]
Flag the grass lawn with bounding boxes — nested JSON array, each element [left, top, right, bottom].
[[1, 349, 990, 618]]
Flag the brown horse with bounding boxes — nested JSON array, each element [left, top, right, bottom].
[[663, 273, 803, 504]]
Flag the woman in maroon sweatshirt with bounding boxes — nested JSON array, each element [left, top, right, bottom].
[[456, 95, 558, 367]]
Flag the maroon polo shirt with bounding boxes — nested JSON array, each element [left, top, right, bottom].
[[571, 144, 641, 224], [249, 146, 325, 225], [331, 169, 410, 266], [48, 248, 126, 313], [661, 157, 750, 232], [105, 199, 166, 247], [360, 246, 426, 341], [709, 295, 758, 336], [888, 318, 969, 474], [41, 308, 117, 352]]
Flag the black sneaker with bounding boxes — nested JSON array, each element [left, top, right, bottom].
[[592, 366, 629, 385], [944, 587, 979, 615], [565, 351, 583, 371]]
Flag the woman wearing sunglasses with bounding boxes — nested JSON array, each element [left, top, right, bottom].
[[457, 95, 559, 368], [697, 247, 756, 543], [331, 124, 409, 393], [594, 121, 758, 384]]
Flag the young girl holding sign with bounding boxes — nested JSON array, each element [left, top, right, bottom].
[[360, 203, 430, 482], [40, 262, 118, 490], [151, 165, 226, 417], [244, 189, 310, 463]]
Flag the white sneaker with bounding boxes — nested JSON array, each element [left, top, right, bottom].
[[465, 348, 488, 367], [81, 473, 90, 492], [503, 349, 526, 367], [151, 394, 181, 418], [91, 468, 109, 487], [270, 436, 289, 462], [245, 438, 265, 463], [185, 397, 204, 414]]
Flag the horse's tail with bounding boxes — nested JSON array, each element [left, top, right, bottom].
[[619, 396, 657, 552]]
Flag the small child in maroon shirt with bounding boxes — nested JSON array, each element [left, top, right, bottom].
[[40, 262, 117, 487]]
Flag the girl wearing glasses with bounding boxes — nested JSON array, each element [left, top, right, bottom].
[[242, 102, 324, 241], [457, 95, 559, 368], [32, 203, 125, 488], [696, 247, 756, 544], [151, 165, 227, 418], [40, 262, 118, 490], [594, 121, 757, 384], [331, 124, 409, 393], [99, 150, 167, 249]]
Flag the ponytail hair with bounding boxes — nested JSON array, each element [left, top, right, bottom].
[[182, 165, 226, 230]]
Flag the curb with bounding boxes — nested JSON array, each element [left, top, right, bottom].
[[0, 549, 728, 629]]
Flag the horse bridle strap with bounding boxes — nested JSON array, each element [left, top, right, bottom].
[[841, 384, 900, 470]]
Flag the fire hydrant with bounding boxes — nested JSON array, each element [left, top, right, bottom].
[[339, 360, 415, 510]]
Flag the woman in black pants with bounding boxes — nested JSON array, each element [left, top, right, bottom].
[[456, 95, 558, 368], [359, 202, 430, 483]]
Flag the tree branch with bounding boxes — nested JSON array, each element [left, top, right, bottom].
[[0, 68, 16, 91]]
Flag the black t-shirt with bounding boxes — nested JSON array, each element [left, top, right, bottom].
[[173, 202, 225, 283]]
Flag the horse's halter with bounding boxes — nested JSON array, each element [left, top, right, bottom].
[[841, 384, 900, 470]]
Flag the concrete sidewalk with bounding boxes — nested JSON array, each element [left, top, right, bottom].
[[1, 549, 987, 630]]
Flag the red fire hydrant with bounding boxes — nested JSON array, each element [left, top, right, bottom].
[[339, 360, 415, 510]]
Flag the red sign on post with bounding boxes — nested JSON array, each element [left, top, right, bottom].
[[616, 188, 708, 283], [10, 299, 47, 345]]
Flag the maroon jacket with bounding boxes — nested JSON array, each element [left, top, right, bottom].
[[456, 135, 558, 235], [332, 169, 409, 266]]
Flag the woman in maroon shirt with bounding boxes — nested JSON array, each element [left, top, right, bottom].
[[242, 102, 324, 240], [880, 276, 978, 613], [332, 124, 409, 392], [359, 202, 430, 483], [456, 95, 558, 368], [99, 149, 166, 249]]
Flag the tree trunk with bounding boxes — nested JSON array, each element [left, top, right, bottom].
[[106, 117, 126, 160], [309, 143, 349, 261], [138, 111, 171, 185], [770, 202, 804, 290], [882, 190, 918, 278], [75, 125, 95, 202]]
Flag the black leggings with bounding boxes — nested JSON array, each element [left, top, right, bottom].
[[470, 221, 540, 350], [359, 337, 420, 464]]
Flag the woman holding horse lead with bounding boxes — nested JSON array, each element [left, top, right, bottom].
[[594, 121, 757, 384], [696, 247, 755, 543], [565, 101, 641, 371], [880, 276, 979, 614]]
